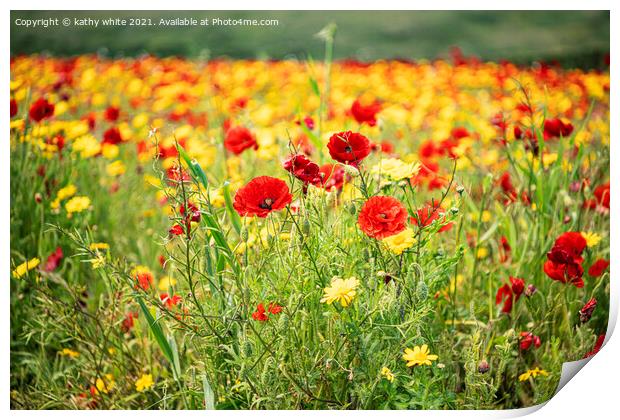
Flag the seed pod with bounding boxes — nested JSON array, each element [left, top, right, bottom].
[[302, 219, 311, 236], [456, 185, 465, 195], [348, 202, 356, 215], [240, 226, 249, 242], [478, 360, 490, 374], [243, 340, 253, 358], [279, 313, 289, 331], [417, 280, 428, 301]]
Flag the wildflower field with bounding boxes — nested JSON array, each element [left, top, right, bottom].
[[9, 28, 610, 410]]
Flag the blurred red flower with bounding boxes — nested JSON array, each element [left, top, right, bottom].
[[233, 176, 292, 218], [102, 127, 123, 145], [543, 118, 574, 140], [327, 131, 371, 166], [410, 204, 453, 233], [160, 293, 182, 309], [351, 98, 381, 126], [584, 334, 605, 358], [588, 259, 609, 277], [495, 276, 525, 313], [283, 154, 323, 186], [519, 332, 542, 351], [224, 126, 258, 155], [358, 196, 408, 239], [320, 164, 346, 191], [10, 99, 18, 118], [104, 106, 120, 122], [579, 298, 598, 323], [44, 247, 63, 272], [29, 98, 55, 122], [544, 232, 587, 287], [252, 303, 269, 322]]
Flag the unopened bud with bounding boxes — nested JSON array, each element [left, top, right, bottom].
[[478, 360, 490, 374], [524, 284, 537, 298]]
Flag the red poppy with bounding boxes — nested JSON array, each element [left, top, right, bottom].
[[498, 172, 518, 203], [358, 196, 408, 239], [252, 303, 269, 322], [495, 276, 525, 313], [543, 232, 587, 287], [584, 334, 605, 358], [121, 311, 139, 333], [29, 98, 55, 122], [296, 115, 315, 130], [102, 127, 123, 145], [519, 332, 542, 351], [233, 176, 292, 218], [593, 182, 610, 209], [180, 202, 201, 224], [132, 271, 154, 291], [320, 164, 346, 191], [410, 204, 453, 233], [160, 293, 182, 309], [44, 247, 63, 272], [283, 154, 323, 186], [104, 106, 120, 122], [327, 131, 371, 166], [169, 224, 184, 236], [499, 236, 511, 262], [543, 118, 574, 140], [579, 298, 598, 323], [351, 98, 381, 126], [10, 99, 18, 118], [268, 302, 283, 314], [588, 259, 609, 277], [224, 126, 258, 155]]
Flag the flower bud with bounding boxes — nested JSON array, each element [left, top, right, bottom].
[[524, 284, 537, 297], [478, 360, 490, 374]]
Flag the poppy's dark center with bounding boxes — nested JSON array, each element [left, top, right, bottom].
[[259, 198, 274, 210], [344, 146, 353, 153]]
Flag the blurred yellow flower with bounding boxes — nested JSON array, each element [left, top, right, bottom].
[[372, 158, 420, 181], [518, 367, 549, 382], [58, 348, 79, 358], [380, 366, 395, 382], [94, 374, 115, 394], [12, 258, 40, 278], [581, 231, 602, 247], [135, 373, 155, 392], [65, 196, 91, 214], [89, 242, 109, 251], [320, 276, 360, 307], [382, 227, 415, 255], [106, 160, 126, 177], [158, 276, 177, 291]]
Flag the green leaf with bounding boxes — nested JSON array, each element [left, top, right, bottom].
[[223, 181, 242, 235], [136, 296, 175, 368], [203, 374, 215, 410]]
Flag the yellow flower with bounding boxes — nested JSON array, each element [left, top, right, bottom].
[[320, 276, 360, 307], [372, 158, 420, 181], [518, 367, 549, 382], [89, 242, 110, 251], [382, 228, 415, 255], [90, 255, 106, 269], [56, 184, 77, 201], [12, 258, 40, 278], [135, 373, 155, 392], [94, 374, 115, 394], [106, 160, 126, 176], [58, 348, 79, 358], [581, 231, 602, 247], [101, 143, 119, 159], [380, 366, 395, 382], [476, 247, 489, 259], [158, 276, 177, 291], [65, 196, 91, 214], [403, 344, 438, 367]]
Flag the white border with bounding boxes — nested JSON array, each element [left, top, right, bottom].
[[3, 2, 616, 418]]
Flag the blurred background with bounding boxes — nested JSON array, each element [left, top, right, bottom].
[[11, 10, 610, 68]]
